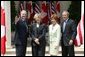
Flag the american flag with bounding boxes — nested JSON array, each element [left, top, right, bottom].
[[75, 1, 84, 46], [50, 1, 60, 17], [34, 1, 41, 14], [48, 1, 60, 17], [51, 1, 57, 14]]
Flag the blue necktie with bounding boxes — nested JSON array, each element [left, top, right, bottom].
[[63, 20, 67, 32]]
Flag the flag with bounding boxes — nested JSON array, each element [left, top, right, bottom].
[[41, 1, 48, 25], [49, 1, 60, 18], [75, 1, 84, 46], [47, 1, 60, 24], [51, 1, 57, 14], [19, 1, 24, 16], [20, 1, 24, 11], [47, 1, 51, 21], [26, 1, 31, 19], [34, 1, 41, 14], [55, 1, 60, 17], [1, 1, 6, 55], [26, 1, 33, 24]]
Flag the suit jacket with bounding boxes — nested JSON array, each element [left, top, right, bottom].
[[30, 23, 46, 46], [14, 19, 28, 45], [61, 19, 77, 46], [49, 23, 61, 46]]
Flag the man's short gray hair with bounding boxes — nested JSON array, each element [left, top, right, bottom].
[[62, 10, 69, 16]]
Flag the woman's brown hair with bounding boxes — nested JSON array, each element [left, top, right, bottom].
[[51, 14, 60, 24]]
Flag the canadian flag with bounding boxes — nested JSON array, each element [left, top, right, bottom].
[[75, 1, 84, 46], [55, 1, 60, 18], [1, 1, 6, 55], [26, 1, 33, 24], [41, 1, 48, 25]]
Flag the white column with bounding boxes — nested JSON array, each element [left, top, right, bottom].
[[5, 1, 11, 48]]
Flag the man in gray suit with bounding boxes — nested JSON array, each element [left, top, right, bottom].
[[14, 10, 29, 56], [61, 10, 77, 56]]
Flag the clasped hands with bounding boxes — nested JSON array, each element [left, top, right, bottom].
[[34, 38, 40, 45]]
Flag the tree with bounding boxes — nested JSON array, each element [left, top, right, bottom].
[[68, 1, 81, 24], [11, 1, 17, 31]]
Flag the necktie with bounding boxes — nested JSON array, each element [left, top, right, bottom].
[[63, 20, 67, 32]]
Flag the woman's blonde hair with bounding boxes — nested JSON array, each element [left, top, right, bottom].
[[34, 13, 40, 19]]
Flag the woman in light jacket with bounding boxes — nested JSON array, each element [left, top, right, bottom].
[[49, 14, 61, 56]]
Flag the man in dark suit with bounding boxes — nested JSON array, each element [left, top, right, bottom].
[[14, 10, 29, 56], [61, 10, 77, 56], [30, 13, 46, 56]]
